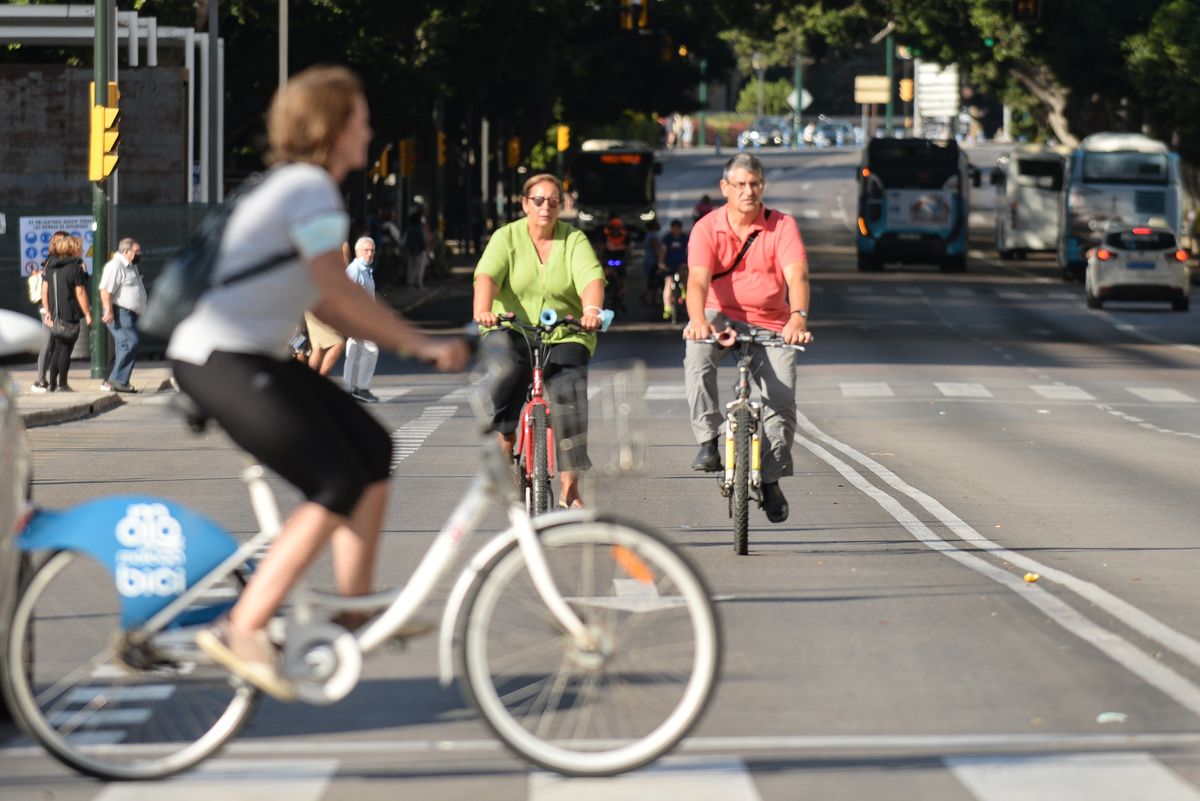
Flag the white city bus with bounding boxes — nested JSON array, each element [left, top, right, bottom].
[[992, 144, 1069, 259], [1058, 133, 1184, 280]]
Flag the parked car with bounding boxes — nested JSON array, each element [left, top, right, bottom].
[[0, 311, 42, 722], [738, 116, 792, 149], [813, 120, 856, 148], [1084, 224, 1191, 311]]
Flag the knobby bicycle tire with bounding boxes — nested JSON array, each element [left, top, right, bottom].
[[457, 515, 721, 776], [531, 405, 553, 515], [4, 550, 258, 781], [732, 406, 751, 556]]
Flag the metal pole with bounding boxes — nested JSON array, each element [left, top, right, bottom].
[[90, 0, 111, 377], [793, 53, 803, 148], [207, 0, 219, 205], [698, 58, 708, 146], [756, 68, 764, 119], [885, 32, 895, 136], [278, 0, 287, 87]]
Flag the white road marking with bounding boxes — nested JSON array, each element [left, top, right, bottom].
[[530, 757, 762, 801], [64, 685, 175, 704], [1126, 387, 1197, 404], [9, 732, 1200, 760], [840, 382, 894, 398], [93, 759, 338, 801], [795, 411, 1200, 716], [946, 288, 975, 298], [47, 708, 152, 727], [370, 387, 412, 402], [645, 384, 688, 400], [1031, 384, 1095, 401], [947, 752, 1200, 801], [935, 382, 994, 399], [895, 287, 925, 296], [390, 406, 457, 469]]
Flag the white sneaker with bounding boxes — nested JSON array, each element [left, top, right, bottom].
[[100, 381, 114, 392], [29, 382, 48, 394]]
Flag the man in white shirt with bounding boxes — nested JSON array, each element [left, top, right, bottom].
[[344, 236, 380, 402], [99, 237, 148, 392]]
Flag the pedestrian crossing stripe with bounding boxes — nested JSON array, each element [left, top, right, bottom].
[[1127, 388, 1197, 403], [1031, 384, 1096, 401], [935, 382, 993, 398], [946, 752, 1200, 801], [840, 382, 895, 398], [644, 383, 1198, 405]]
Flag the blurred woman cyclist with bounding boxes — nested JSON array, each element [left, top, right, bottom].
[[169, 65, 469, 699]]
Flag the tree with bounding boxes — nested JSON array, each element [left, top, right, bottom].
[[735, 79, 795, 116]]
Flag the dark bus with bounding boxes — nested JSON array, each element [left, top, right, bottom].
[[566, 140, 661, 238], [856, 137, 973, 272]]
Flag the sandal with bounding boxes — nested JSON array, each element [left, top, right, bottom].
[[195, 620, 297, 702], [557, 498, 586, 510]]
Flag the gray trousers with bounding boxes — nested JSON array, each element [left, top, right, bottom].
[[684, 310, 797, 483]]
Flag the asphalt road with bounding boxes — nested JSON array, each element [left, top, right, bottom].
[[4, 145, 1200, 800]]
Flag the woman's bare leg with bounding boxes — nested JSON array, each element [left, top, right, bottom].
[[331, 480, 388, 596]]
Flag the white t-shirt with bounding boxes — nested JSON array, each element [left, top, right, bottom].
[[99, 254, 148, 314], [167, 163, 348, 364]]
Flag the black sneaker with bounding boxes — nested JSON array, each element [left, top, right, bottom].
[[691, 438, 722, 472], [762, 482, 789, 523], [351, 388, 380, 403], [111, 382, 139, 394]]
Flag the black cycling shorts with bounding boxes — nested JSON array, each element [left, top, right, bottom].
[[172, 351, 392, 517]]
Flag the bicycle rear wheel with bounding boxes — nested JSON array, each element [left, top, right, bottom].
[[732, 407, 751, 556], [458, 517, 720, 776], [531, 405, 553, 514], [3, 551, 258, 780]]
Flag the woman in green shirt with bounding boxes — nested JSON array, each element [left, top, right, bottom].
[[473, 174, 605, 508]]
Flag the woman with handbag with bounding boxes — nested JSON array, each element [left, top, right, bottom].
[[39, 232, 93, 392]]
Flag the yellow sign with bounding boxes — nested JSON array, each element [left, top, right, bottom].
[[854, 75, 890, 104]]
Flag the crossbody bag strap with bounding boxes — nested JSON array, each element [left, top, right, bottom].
[[213, 249, 298, 290], [710, 208, 771, 281], [52, 268, 60, 320]]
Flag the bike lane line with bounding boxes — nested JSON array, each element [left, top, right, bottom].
[[793, 413, 1200, 718]]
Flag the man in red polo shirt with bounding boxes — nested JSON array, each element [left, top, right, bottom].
[[683, 153, 813, 523]]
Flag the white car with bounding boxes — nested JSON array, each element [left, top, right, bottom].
[[0, 311, 42, 721], [1085, 225, 1191, 311]]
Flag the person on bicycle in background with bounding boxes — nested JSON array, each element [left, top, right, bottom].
[[661, 218, 689, 319], [472, 173, 605, 510], [682, 153, 813, 523], [170, 66, 468, 700], [692, 194, 715, 223], [600, 213, 629, 312]]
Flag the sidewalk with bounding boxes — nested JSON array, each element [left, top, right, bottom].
[[10, 268, 469, 428]]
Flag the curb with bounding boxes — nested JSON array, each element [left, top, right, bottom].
[[20, 394, 125, 428]]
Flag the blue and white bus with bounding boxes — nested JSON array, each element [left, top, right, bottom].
[[1058, 132, 1184, 280], [856, 137, 973, 272]]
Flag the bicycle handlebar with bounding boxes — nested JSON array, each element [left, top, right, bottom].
[[495, 308, 614, 336], [695, 327, 805, 351]]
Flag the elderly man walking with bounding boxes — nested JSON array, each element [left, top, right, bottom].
[[100, 237, 148, 393], [344, 236, 381, 403]]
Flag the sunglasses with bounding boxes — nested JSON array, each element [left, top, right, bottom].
[[525, 195, 562, 209]]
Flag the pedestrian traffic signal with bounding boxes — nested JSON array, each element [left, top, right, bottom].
[[398, 138, 416, 177], [437, 130, 447, 167], [1012, 0, 1040, 22], [88, 103, 121, 182], [899, 79, 914, 102], [507, 137, 521, 168], [557, 125, 570, 152], [619, 0, 649, 30]]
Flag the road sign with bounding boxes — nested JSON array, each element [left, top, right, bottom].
[[786, 88, 813, 111], [854, 75, 890, 104]]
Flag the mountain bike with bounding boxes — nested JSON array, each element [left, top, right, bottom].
[[2, 351, 719, 782], [496, 309, 610, 516], [698, 328, 804, 556]]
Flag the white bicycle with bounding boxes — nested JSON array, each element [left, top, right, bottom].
[[3, 353, 721, 781]]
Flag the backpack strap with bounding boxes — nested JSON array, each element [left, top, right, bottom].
[[213, 249, 297, 289], [710, 209, 771, 281]]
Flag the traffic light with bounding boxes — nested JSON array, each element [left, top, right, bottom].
[[506, 137, 521, 168], [1012, 0, 1040, 22], [619, 0, 648, 30], [88, 81, 121, 182], [899, 79, 914, 103], [378, 144, 390, 178], [437, 130, 447, 167], [983, 36, 995, 47], [398, 138, 416, 178], [557, 125, 570, 152]]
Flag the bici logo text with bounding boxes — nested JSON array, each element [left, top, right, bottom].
[[114, 503, 187, 598]]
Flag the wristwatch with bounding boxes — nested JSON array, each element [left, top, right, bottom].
[[790, 309, 808, 319]]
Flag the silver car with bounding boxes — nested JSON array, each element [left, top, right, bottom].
[[0, 311, 43, 720]]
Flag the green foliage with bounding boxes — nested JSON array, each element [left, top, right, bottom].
[[735, 79, 796, 116], [585, 112, 666, 148]]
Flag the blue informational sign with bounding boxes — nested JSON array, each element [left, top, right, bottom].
[[19, 497, 241, 628]]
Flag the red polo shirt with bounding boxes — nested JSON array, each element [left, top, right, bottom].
[[688, 204, 807, 329]]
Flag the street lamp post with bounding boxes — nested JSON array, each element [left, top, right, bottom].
[[751, 50, 765, 120]]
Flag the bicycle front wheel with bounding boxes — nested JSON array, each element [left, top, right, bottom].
[[732, 407, 751, 556], [3, 551, 258, 781], [459, 517, 720, 776], [531, 405, 553, 514]]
